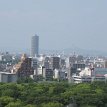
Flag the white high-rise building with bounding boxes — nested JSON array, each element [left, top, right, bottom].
[[31, 34, 39, 57]]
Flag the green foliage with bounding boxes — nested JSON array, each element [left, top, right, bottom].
[[5, 101, 22, 107], [81, 105, 96, 107], [0, 96, 14, 107], [17, 77, 34, 83], [0, 82, 107, 106], [41, 102, 64, 107], [25, 104, 37, 107]]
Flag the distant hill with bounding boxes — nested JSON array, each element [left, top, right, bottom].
[[0, 46, 107, 56], [40, 47, 107, 56]]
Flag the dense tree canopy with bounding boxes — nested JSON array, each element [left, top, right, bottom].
[[0, 82, 107, 107]]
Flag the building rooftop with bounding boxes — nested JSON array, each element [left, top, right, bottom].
[[0, 72, 15, 75]]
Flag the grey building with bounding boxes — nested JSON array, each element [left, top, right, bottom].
[[73, 64, 85, 70], [32, 58, 38, 75], [43, 57, 50, 69], [0, 72, 17, 83], [31, 35, 39, 57], [32, 58, 38, 69], [50, 57, 60, 70], [42, 68, 53, 81]]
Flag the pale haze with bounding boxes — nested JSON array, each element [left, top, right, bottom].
[[0, 0, 107, 52]]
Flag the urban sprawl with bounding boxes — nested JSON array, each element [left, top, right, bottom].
[[0, 34, 107, 83]]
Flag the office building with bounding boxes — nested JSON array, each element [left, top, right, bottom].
[[32, 58, 38, 75], [73, 64, 85, 70], [50, 57, 60, 70], [12, 54, 34, 78], [42, 68, 53, 81], [31, 34, 39, 57]]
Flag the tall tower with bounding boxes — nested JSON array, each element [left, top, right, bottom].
[[31, 34, 39, 57]]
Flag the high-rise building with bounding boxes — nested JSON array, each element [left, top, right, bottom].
[[31, 34, 39, 57], [12, 54, 34, 78]]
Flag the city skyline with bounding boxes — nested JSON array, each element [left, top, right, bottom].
[[0, 0, 107, 53]]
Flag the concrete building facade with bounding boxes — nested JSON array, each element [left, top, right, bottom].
[[13, 54, 34, 78], [42, 68, 53, 81], [0, 72, 17, 83], [31, 35, 39, 57], [50, 57, 60, 70]]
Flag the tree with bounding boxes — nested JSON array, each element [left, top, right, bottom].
[[25, 104, 37, 107], [0, 96, 14, 107], [41, 102, 64, 107], [5, 101, 22, 107]]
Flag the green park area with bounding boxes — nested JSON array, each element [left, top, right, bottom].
[[0, 81, 107, 107]]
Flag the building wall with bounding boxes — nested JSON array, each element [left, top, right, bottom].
[[8, 74, 17, 83], [31, 35, 39, 57], [0, 73, 17, 83], [13, 55, 34, 78], [32, 58, 38, 70], [1, 74, 8, 82], [43, 68, 53, 80], [51, 57, 60, 70]]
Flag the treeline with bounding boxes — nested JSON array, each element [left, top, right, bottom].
[[0, 81, 107, 107]]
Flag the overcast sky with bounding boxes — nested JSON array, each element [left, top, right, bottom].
[[0, 0, 107, 52]]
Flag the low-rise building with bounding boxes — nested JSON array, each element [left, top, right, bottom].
[[0, 72, 17, 83]]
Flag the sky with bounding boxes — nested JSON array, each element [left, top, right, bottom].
[[0, 0, 107, 52]]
